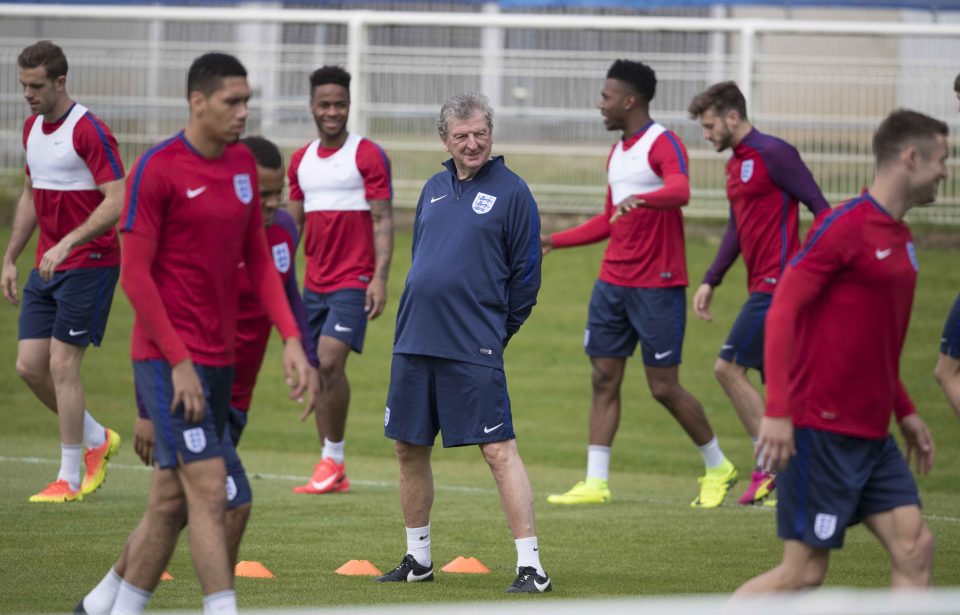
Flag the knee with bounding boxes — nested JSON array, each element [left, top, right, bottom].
[[480, 441, 510, 467], [934, 360, 952, 387], [648, 379, 678, 405], [15, 354, 45, 385], [713, 358, 738, 385], [317, 360, 345, 385], [395, 441, 429, 466], [898, 524, 936, 570], [47, 352, 80, 384], [591, 366, 621, 394], [150, 490, 188, 526]]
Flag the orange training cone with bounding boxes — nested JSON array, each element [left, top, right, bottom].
[[441, 556, 491, 574], [235, 561, 274, 578], [160, 571, 174, 581], [335, 560, 382, 576]]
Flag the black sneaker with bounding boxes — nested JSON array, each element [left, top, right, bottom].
[[374, 554, 434, 583], [73, 600, 88, 614], [506, 566, 552, 593]]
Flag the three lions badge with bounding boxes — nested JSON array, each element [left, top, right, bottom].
[[472, 192, 496, 215]]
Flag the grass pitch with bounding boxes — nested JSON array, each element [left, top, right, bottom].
[[1, 224, 959, 613]]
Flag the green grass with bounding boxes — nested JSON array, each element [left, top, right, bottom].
[[1, 224, 959, 613]]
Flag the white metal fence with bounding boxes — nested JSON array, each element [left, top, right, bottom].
[[2, 3, 960, 223]]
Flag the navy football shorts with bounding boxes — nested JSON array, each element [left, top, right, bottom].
[[133, 360, 233, 470], [384, 353, 515, 448], [304, 288, 368, 353], [939, 293, 960, 358], [18, 267, 118, 347], [777, 427, 920, 549], [718, 291, 772, 373], [584, 280, 685, 367], [222, 406, 251, 509]]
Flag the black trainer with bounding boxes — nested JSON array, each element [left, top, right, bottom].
[[506, 566, 552, 593], [73, 600, 88, 614], [374, 554, 434, 583]]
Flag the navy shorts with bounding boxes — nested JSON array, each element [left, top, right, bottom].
[[304, 288, 367, 353], [777, 427, 921, 550], [718, 291, 772, 373], [585, 281, 685, 367], [385, 354, 515, 448], [18, 267, 119, 347], [133, 360, 234, 470], [222, 408, 251, 509], [939, 293, 960, 358]]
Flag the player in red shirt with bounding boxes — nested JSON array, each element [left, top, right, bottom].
[[735, 109, 942, 594], [544, 60, 736, 509], [288, 66, 394, 494], [687, 82, 830, 506], [75, 136, 318, 615], [2, 41, 124, 503], [77, 54, 310, 615], [934, 73, 960, 421]]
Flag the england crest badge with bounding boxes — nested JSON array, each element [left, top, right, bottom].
[[906, 242, 919, 272], [272, 243, 291, 274], [740, 159, 754, 183], [814, 513, 837, 540], [472, 192, 497, 215], [234, 173, 253, 205], [183, 427, 207, 453]]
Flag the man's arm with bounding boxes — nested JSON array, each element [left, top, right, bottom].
[[547, 187, 614, 252], [693, 212, 742, 321], [504, 179, 542, 343], [2, 175, 38, 305], [38, 178, 124, 280], [764, 142, 830, 217], [289, 199, 304, 238], [366, 198, 393, 320]]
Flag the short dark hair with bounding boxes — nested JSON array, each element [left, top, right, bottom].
[[954, 72, 960, 93], [606, 59, 656, 104], [873, 109, 948, 166], [241, 136, 283, 170], [310, 65, 351, 94], [688, 81, 748, 120], [186, 52, 247, 98], [18, 40, 68, 80]]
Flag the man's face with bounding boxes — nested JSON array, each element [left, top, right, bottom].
[[258, 163, 285, 227], [597, 78, 634, 132], [19, 65, 63, 117], [193, 76, 250, 144], [310, 83, 349, 140], [911, 134, 948, 206], [699, 107, 737, 152], [955, 89, 960, 113], [442, 111, 492, 180]]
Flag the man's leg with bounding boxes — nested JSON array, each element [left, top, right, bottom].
[[865, 505, 935, 587], [177, 456, 233, 595], [645, 365, 736, 508], [294, 336, 352, 494], [734, 540, 830, 594], [934, 353, 960, 420], [226, 504, 251, 569], [375, 441, 435, 582], [713, 359, 762, 438], [547, 356, 625, 505], [15, 338, 58, 412]]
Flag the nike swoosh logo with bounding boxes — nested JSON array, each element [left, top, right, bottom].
[[876, 248, 892, 260], [483, 422, 504, 434], [430, 194, 447, 203], [68, 329, 88, 336], [186, 186, 207, 199], [534, 578, 551, 592], [310, 474, 339, 492], [407, 568, 433, 582], [418, 535, 428, 541], [721, 344, 735, 350], [334, 323, 353, 333], [654, 350, 673, 360]]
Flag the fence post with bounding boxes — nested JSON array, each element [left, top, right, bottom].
[[738, 21, 755, 112], [347, 13, 366, 136]]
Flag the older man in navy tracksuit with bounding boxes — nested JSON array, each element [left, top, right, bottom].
[[375, 93, 550, 594]]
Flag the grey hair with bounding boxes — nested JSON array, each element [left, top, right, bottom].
[[436, 93, 494, 139]]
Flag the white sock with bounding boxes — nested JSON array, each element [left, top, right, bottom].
[[405, 524, 431, 567], [84, 411, 106, 448], [515, 536, 545, 576], [58, 443, 83, 491], [698, 437, 726, 469], [203, 589, 237, 615], [109, 580, 151, 615], [81, 567, 122, 615], [586, 445, 611, 482], [321, 438, 345, 464]]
